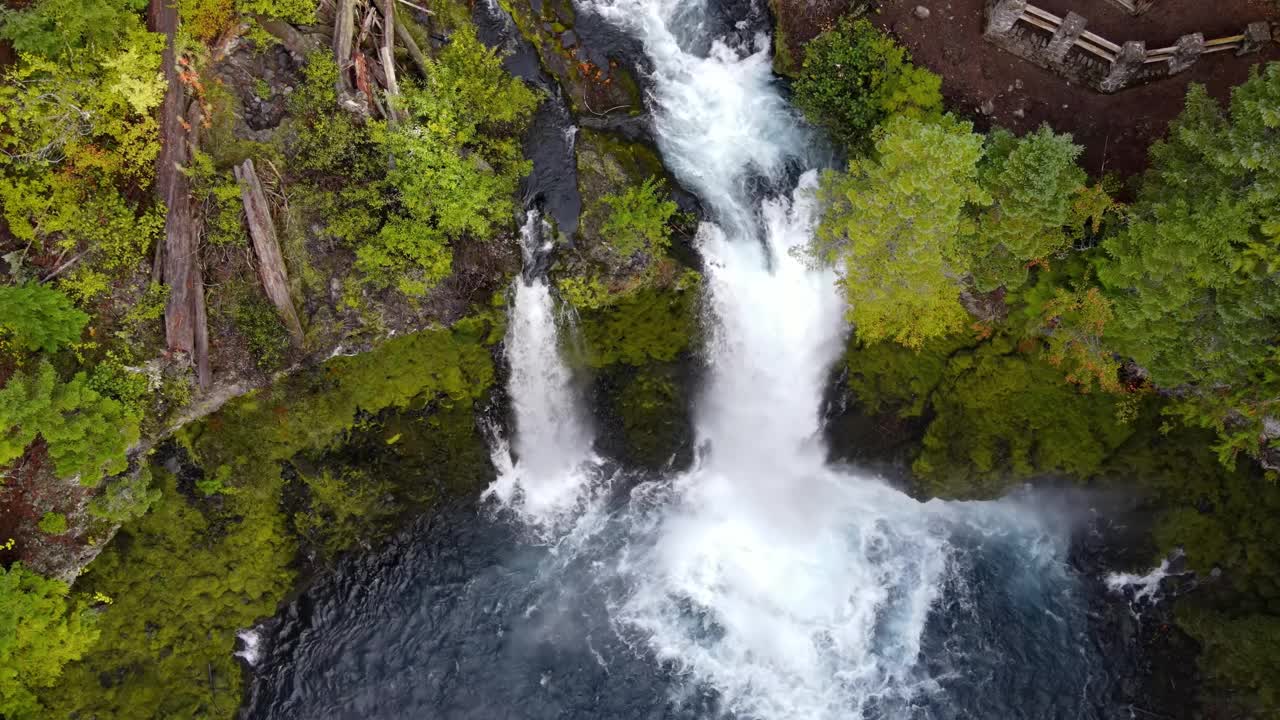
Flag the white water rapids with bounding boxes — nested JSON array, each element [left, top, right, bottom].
[[483, 1, 1090, 717]]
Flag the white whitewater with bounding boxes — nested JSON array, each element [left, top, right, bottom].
[[488, 0, 1078, 717], [485, 212, 601, 530]]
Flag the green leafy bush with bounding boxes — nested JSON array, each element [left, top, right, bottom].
[[792, 16, 942, 152], [365, 24, 537, 293], [0, 362, 141, 482], [0, 284, 88, 353], [599, 176, 677, 258], [0, 562, 99, 719]]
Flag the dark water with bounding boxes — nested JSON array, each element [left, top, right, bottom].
[[242, 486, 1152, 720]]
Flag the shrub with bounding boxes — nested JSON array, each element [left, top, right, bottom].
[[0, 284, 88, 354], [0, 562, 99, 719], [793, 17, 942, 153], [599, 176, 677, 258]]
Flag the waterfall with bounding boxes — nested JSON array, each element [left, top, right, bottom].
[[484, 1, 1095, 717], [245, 2, 1129, 717], [484, 211, 602, 531]]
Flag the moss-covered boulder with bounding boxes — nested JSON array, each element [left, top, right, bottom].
[[498, 0, 643, 116]]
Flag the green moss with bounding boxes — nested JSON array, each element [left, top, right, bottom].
[[612, 364, 691, 470], [45, 315, 499, 719], [45, 465, 295, 720], [182, 321, 497, 477], [573, 281, 700, 368], [845, 333, 975, 418], [37, 512, 68, 535], [912, 337, 1135, 499]]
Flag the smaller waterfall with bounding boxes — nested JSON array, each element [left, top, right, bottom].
[[485, 212, 601, 530]]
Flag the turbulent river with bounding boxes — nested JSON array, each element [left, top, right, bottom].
[[243, 0, 1153, 717]]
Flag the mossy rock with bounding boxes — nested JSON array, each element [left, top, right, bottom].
[[593, 363, 694, 472], [574, 129, 667, 248], [571, 281, 700, 369], [498, 0, 640, 116]]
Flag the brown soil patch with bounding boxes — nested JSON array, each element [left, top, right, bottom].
[[869, 0, 1280, 177]]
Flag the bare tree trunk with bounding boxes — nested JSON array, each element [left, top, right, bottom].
[[379, 0, 402, 124], [234, 159, 305, 347], [334, 0, 356, 96], [393, 8, 430, 78], [256, 15, 321, 56], [150, 0, 210, 388]]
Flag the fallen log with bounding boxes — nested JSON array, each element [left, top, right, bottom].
[[256, 15, 321, 56], [379, 0, 402, 124], [393, 12, 430, 78], [233, 159, 305, 347], [150, 0, 211, 388], [334, 0, 356, 96]]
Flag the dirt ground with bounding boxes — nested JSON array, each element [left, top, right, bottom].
[[869, 0, 1280, 178]]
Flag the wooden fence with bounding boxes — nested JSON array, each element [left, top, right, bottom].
[[985, 0, 1274, 93]]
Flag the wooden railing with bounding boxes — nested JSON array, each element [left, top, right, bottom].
[[985, 0, 1274, 92]]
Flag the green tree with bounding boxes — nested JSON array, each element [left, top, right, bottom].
[[361, 25, 538, 294], [1096, 65, 1280, 462], [0, 362, 140, 482], [0, 563, 99, 719], [0, 284, 88, 353], [814, 114, 989, 348], [600, 176, 677, 258], [971, 126, 1088, 291], [792, 16, 942, 152]]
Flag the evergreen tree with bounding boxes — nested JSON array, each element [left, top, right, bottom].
[[814, 114, 989, 348]]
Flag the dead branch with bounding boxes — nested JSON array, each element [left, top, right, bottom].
[[393, 10, 430, 78], [255, 15, 321, 56], [234, 159, 305, 347], [378, 0, 403, 124]]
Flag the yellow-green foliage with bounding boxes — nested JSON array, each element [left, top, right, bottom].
[[0, 1, 165, 302], [815, 115, 988, 349], [912, 337, 1134, 499], [599, 176, 677, 259], [574, 276, 700, 368], [0, 284, 88, 354], [364, 24, 538, 295], [0, 562, 99, 720], [183, 323, 497, 477], [0, 362, 141, 482], [44, 466, 295, 720]]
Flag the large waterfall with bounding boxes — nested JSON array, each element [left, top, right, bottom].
[[245, 0, 1133, 716]]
